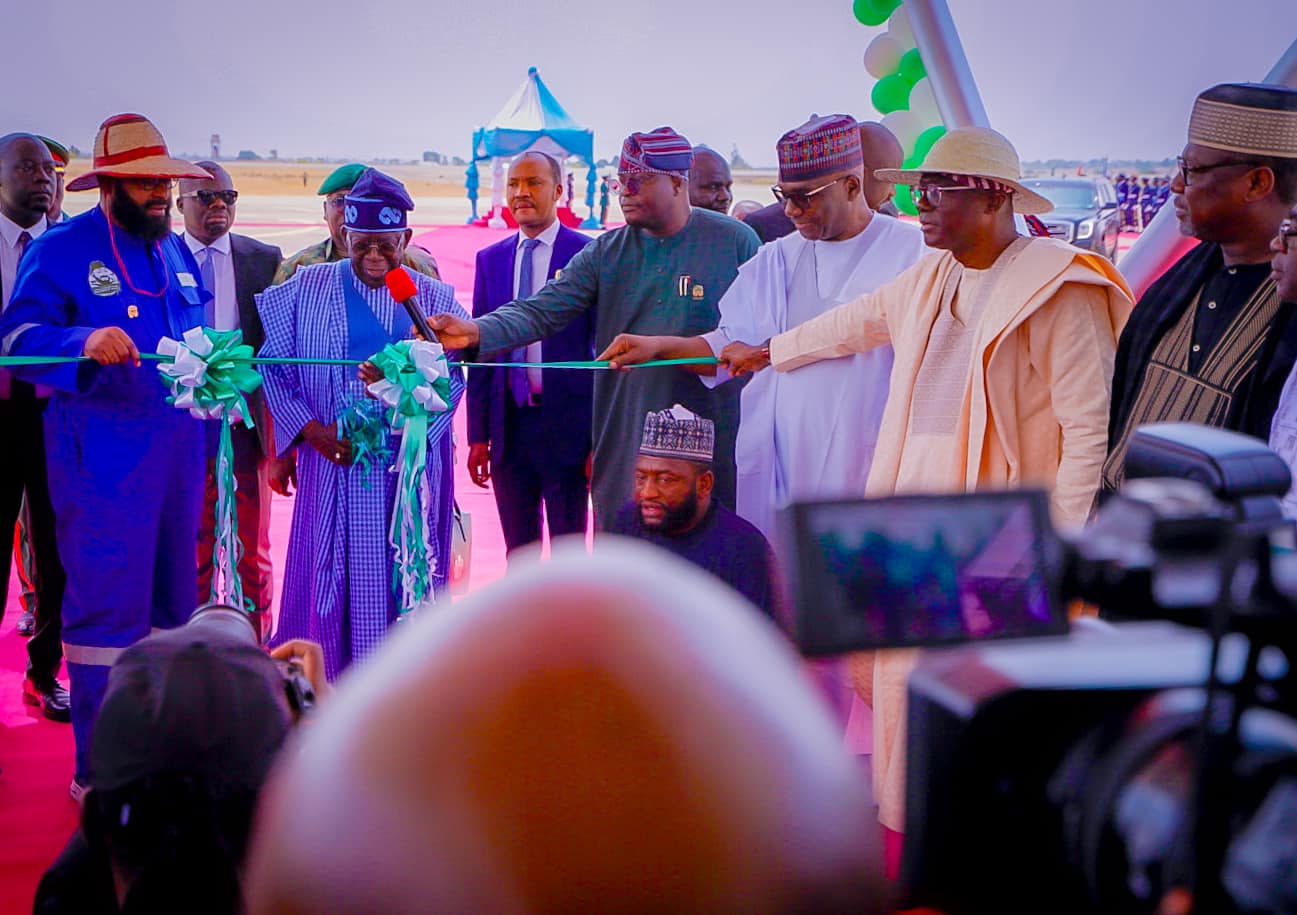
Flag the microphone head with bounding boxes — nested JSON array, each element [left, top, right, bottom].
[[385, 268, 418, 303]]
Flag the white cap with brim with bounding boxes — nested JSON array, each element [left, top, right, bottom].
[[874, 126, 1054, 216]]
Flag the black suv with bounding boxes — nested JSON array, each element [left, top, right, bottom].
[[1020, 177, 1122, 261]]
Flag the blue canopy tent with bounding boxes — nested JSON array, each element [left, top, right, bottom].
[[467, 67, 599, 228]]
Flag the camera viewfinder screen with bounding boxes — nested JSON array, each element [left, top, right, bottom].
[[788, 491, 1066, 656]]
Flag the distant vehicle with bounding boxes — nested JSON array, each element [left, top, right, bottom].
[[1021, 177, 1122, 261]]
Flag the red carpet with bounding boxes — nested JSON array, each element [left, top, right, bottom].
[[0, 223, 537, 911]]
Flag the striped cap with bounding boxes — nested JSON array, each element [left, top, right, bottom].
[[640, 404, 714, 464], [66, 114, 211, 192], [1189, 83, 1297, 158], [620, 127, 694, 177], [777, 114, 863, 183]]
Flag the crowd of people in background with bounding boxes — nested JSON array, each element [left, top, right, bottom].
[[0, 76, 1295, 913], [1115, 172, 1172, 231]]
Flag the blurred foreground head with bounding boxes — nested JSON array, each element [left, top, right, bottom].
[[248, 540, 882, 915]]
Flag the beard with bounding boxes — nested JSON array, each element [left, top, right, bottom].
[[638, 488, 700, 535], [110, 182, 172, 242]]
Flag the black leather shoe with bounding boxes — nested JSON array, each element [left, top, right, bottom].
[[15, 610, 35, 637], [23, 677, 71, 723]]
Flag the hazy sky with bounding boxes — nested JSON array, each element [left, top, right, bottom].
[[7, 0, 1294, 166]]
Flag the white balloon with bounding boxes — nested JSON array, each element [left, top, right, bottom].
[[910, 78, 941, 125], [863, 33, 905, 80], [887, 5, 915, 49], [880, 110, 924, 154]]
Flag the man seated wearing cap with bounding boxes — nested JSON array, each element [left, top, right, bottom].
[[272, 162, 440, 285], [33, 617, 294, 914], [1106, 83, 1297, 491], [600, 114, 926, 546], [707, 126, 1135, 849], [245, 540, 884, 915], [428, 127, 760, 529], [256, 168, 466, 680], [609, 404, 778, 620], [0, 114, 215, 798]]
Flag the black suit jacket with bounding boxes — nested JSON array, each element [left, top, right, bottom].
[[467, 225, 594, 469], [743, 202, 795, 244]]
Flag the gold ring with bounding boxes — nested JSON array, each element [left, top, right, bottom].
[[334, 451, 341, 460]]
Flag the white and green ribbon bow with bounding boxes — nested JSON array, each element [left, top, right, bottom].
[[366, 338, 453, 617], [157, 326, 263, 612]]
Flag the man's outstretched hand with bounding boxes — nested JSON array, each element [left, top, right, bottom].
[[597, 334, 664, 370], [719, 340, 771, 377], [428, 314, 480, 349]]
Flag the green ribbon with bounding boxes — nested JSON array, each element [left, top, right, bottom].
[[336, 399, 391, 486], [155, 327, 264, 614], [365, 340, 456, 617], [0, 354, 721, 370]]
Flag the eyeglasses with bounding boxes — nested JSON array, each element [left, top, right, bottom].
[[325, 194, 349, 210], [612, 173, 660, 196], [1278, 218, 1297, 253], [910, 183, 983, 209], [180, 189, 238, 206], [1176, 155, 1256, 187], [348, 238, 402, 257], [771, 176, 846, 210]]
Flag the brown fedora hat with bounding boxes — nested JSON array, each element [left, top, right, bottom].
[[66, 113, 211, 192]]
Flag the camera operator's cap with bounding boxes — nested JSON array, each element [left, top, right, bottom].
[[65, 114, 212, 192], [89, 624, 292, 793], [1188, 83, 1297, 158], [640, 403, 714, 464], [874, 126, 1054, 215], [343, 167, 414, 233]]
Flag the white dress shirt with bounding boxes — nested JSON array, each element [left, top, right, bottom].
[[0, 210, 48, 312], [1, 211, 49, 398], [184, 231, 238, 331], [512, 219, 561, 394]]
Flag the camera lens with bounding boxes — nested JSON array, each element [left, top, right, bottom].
[[187, 604, 259, 644]]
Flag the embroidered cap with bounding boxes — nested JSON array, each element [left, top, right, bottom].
[[1188, 83, 1297, 159], [640, 404, 714, 464], [620, 128, 694, 177], [777, 114, 863, 183], [344, 168, 415, 234]]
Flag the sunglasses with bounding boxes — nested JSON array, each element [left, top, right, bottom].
[[1279, 218, 1297, 254], [180, 189, 239, 206], [611, 173, 661, 196], [348, 238, 402, 257], [123, 177, 176, 190], [771, 176, 848, 210], [325, 194, 349, 210], [910, 183, 984, 209]]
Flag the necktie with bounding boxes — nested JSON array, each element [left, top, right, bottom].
[[199, 247, 216, 327], [510, 238, 541, 408], [16, 230, 31, 262]]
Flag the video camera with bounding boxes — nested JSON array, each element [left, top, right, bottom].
[[187, 604, 317, 718], [785, 424, 1297, 914]]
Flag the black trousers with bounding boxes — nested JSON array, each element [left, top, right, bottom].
[[0, 383, 65, 683], [492, 402, 589, 555]]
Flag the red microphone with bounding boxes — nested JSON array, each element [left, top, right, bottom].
[[384, 268, 436, 342]]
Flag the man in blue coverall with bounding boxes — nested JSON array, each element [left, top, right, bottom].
[[0, 114, 213, 797]]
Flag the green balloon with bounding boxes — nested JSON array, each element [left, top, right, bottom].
[[913, 124, 947, 162], [898, 48, 926, 83], [871, 74, 913, 115], [894, 184, 919, 216], [902, 152, 923, 170], [852, 0, 891, 26]]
